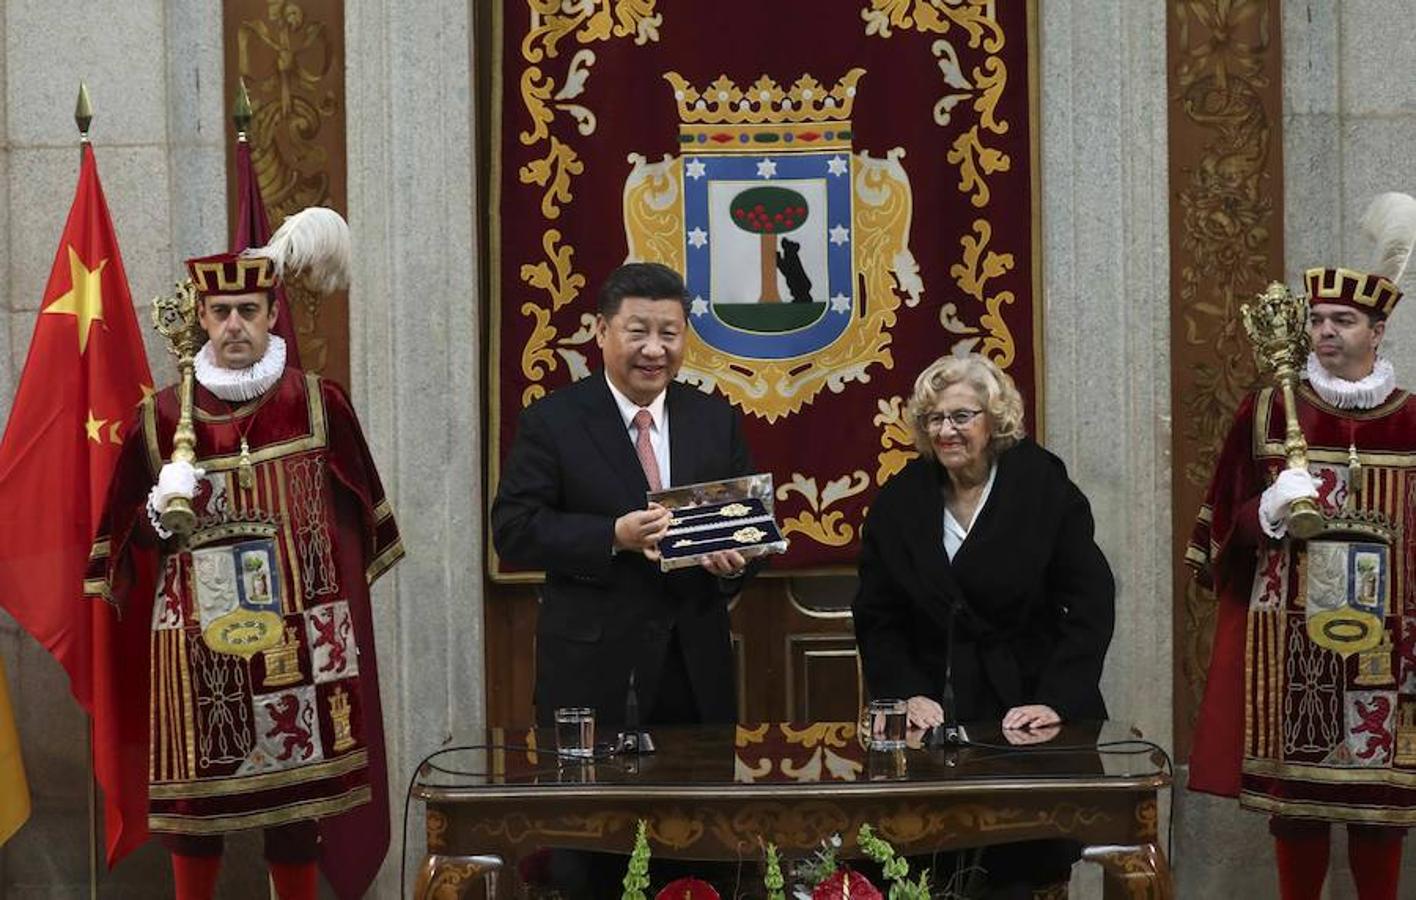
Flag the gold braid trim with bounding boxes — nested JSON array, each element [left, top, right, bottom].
[[149, 785, 372, 835]]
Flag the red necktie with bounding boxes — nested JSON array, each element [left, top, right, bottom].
[[633, 408, 663, 491]]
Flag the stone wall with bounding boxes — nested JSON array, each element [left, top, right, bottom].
[[1037, 2, 1172, 895], [344, 0, 484, 894]]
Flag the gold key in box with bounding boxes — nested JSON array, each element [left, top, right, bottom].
[[648, 473, 788, 572]]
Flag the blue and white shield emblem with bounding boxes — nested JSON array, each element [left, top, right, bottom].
[[191, 538, 285, 658], [682, 152, 855, 359], [622, 69, 919, 421]]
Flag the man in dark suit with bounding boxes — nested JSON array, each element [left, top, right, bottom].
[[493, 262, 755, 729]]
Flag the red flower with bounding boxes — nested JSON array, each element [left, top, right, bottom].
[[655, 877, 721, 900], [812, 869, 883, 899]]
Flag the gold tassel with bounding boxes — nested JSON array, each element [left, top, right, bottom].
[[1348, 442, 1362, 509], [239, 437, 254, 490]]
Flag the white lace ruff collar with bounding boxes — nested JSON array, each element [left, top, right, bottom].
[[195, 334, 288, 403], [1303, 352, 1396, 410]]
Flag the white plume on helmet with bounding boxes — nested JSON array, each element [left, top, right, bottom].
[[1359, 192, 1416, 284], [244, 206, 351, 295]]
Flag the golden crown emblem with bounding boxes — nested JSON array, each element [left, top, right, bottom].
[[1316, 508, 1396, 544], [664, 68, 865, 125]]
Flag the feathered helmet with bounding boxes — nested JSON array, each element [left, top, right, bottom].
[[1305, 192, 1416, 318], [185, 207, 351, 298]]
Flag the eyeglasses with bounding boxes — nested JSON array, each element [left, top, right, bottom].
[[923, 408, 984, 432]]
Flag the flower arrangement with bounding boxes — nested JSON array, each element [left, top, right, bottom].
[[622, 822, 956, 899], [854, 824, 931, 899], [763, 842, 786, 900], [623, 821, 652, 900]]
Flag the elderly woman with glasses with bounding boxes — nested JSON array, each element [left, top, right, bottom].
[[852, 352, 1116, 894], [854, 351, 1115, 728]]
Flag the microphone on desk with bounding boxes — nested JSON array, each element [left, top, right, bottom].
[[933, 601, 967, 747], [616, 670, 656, 756]]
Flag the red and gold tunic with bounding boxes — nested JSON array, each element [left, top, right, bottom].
[[83, 368, 402, 867], [1188, 383, 1416, 824]]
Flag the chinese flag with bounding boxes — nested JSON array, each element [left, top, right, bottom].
[[0, 142, 153, 860], [232, 137, 301, 367]]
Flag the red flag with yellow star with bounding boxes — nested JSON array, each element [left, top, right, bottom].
[[0, 141, 152, 732]]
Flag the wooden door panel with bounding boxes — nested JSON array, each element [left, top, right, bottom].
[[784, 634, 861, 723], [485, 577, 860, 726]]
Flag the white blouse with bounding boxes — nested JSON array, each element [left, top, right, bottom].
[[942, 463, 998, 561]]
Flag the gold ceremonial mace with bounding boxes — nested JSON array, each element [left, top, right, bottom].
[[1241, 282, 1324, 539], [151, 281, 203, 538]]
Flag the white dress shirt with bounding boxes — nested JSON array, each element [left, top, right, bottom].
[[605, 373, 671, 488], [942, 463, 997, 561]]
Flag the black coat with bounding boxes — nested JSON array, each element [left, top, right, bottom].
[[491, 373, 754, 727], [852, 438, 1115, 722]]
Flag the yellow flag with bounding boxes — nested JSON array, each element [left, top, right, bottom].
[[0, 652, 30, 846]]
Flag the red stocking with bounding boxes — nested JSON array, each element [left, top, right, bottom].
[[170, 853, 222, 900], [268, 861, 319, 900], [1347, 825, 1405, 900], [1273, 828, 1330, 900]]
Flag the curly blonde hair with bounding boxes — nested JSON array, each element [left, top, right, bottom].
[[906, 353, 1026, 457]]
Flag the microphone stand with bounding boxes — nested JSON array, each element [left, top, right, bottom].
[[934, 601, 967, 748], [617, 670, 656, 757]]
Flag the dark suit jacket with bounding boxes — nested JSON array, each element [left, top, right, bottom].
[[852, 438, 1115, 722], [491, 373, 755, 727]]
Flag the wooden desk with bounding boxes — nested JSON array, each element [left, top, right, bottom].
[[413, 721, 1172, 898]]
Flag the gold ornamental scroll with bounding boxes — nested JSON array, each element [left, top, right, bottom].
[[223, 0, 350, 387], [1168, 0, 1286, 758]]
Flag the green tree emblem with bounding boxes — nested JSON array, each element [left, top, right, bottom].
[[731, 186, 809, 303]]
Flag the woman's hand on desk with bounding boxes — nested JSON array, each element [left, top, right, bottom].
[[1002, 722, 1061, 746], [1002, 704, 1061, 731], [906, 695, 945, 729]]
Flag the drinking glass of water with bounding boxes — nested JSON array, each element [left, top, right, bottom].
[[866, 698, 907, 751], [554, 707, 596, 760]]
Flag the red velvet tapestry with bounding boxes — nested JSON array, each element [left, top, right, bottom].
[[490, 1, 1042, 576]]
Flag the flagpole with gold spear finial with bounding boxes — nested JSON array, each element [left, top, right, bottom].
[[234, 77, 253, 140], [1241, 281, 1325, 539], [233, 76, 282, 900], [76, 81, 100, 900], [75, 82, 92, 147]]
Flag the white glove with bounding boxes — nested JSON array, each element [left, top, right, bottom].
[[149, 460, 205, 511], [1259, 468, 1319, 538]]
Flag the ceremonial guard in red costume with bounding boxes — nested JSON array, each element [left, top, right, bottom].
[[84, 208, 403, 900], [1188, 194, 1416, 900]]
